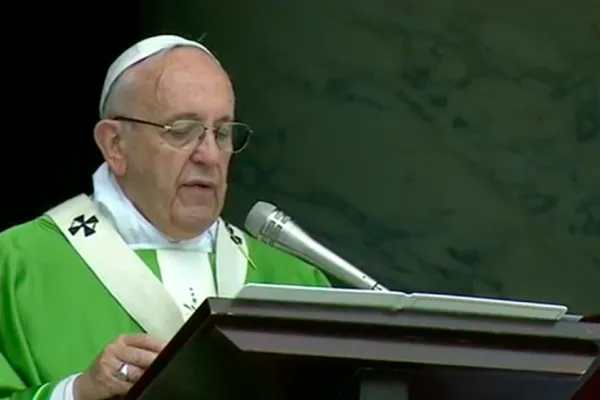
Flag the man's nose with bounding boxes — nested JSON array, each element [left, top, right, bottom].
[[190, 130, 222, 165]]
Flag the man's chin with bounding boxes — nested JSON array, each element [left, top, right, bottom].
[[174, 205, 219, 232]]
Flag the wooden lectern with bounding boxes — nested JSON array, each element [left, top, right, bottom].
[[125, 292, 600, 400], [572, 314, 600, 400]]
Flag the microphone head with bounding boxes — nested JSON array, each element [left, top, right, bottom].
[[244, 201, 278, 237]]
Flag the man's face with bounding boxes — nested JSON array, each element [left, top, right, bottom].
[[118, 48, 235, 239]]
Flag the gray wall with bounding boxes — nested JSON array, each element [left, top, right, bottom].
[[141, 0, 600, 314]]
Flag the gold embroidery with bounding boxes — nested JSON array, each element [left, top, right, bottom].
[[225, 222, 257, 270]]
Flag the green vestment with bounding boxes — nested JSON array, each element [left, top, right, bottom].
[[0, 215, 330, 399]]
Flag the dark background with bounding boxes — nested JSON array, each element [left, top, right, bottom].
[[3, 1, 599, 314], [2, 1, 141, 227]]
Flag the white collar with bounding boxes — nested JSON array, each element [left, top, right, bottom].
[[92, 162, 217, 251]]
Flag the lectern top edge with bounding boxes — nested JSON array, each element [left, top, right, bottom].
[[203, 297, 600, 343]]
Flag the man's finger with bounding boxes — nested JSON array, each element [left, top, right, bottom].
[[122, 333, 167, 352], [119, 347, 159, 369], [122, 363, 145, 383], [110, 359, 146, 384]]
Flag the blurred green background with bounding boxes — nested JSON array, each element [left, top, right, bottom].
[[140, 0, 599, 313]]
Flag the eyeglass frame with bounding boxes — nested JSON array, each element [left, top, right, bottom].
[[111, 116, 252, 154]]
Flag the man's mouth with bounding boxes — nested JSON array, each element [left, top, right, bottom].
[[182, 180, 217, 190]]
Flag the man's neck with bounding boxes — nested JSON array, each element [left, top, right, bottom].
[[117, 179, 216, 241], [92, 162, 217, 250]]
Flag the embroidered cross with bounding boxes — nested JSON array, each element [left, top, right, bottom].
[[68, 214, 99, 237]]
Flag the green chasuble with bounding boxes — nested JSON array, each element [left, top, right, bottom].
[[0, 215, 330, 399]]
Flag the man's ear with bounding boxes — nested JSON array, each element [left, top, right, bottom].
[[94, 120, 127, 177]]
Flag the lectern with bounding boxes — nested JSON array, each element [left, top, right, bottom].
[[125, 286, 600, 400]]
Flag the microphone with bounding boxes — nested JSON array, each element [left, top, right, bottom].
[[244, 201, 389, 292]]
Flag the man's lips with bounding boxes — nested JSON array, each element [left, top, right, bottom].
[[182, 179, 217, 189]]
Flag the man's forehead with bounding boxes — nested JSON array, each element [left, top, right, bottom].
[[145, 50, 235, 121]]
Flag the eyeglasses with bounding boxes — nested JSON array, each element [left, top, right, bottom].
[[113, 116, 252, 153]]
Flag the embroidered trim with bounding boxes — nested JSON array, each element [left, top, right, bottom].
[[183, 287, 199, 313], [224, 222, 257, 270]]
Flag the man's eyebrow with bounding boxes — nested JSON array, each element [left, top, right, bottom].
[[166, 113, 234, 123], [166, 112, 201, 122], [214, 115, 234, 123]]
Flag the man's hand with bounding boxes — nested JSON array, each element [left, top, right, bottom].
[[73, 333, 167, 400]]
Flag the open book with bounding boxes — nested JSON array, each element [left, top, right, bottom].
[[236, 284, 568, 321]]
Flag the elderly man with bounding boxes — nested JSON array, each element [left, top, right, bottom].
[[0, 35, 330, 400]]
